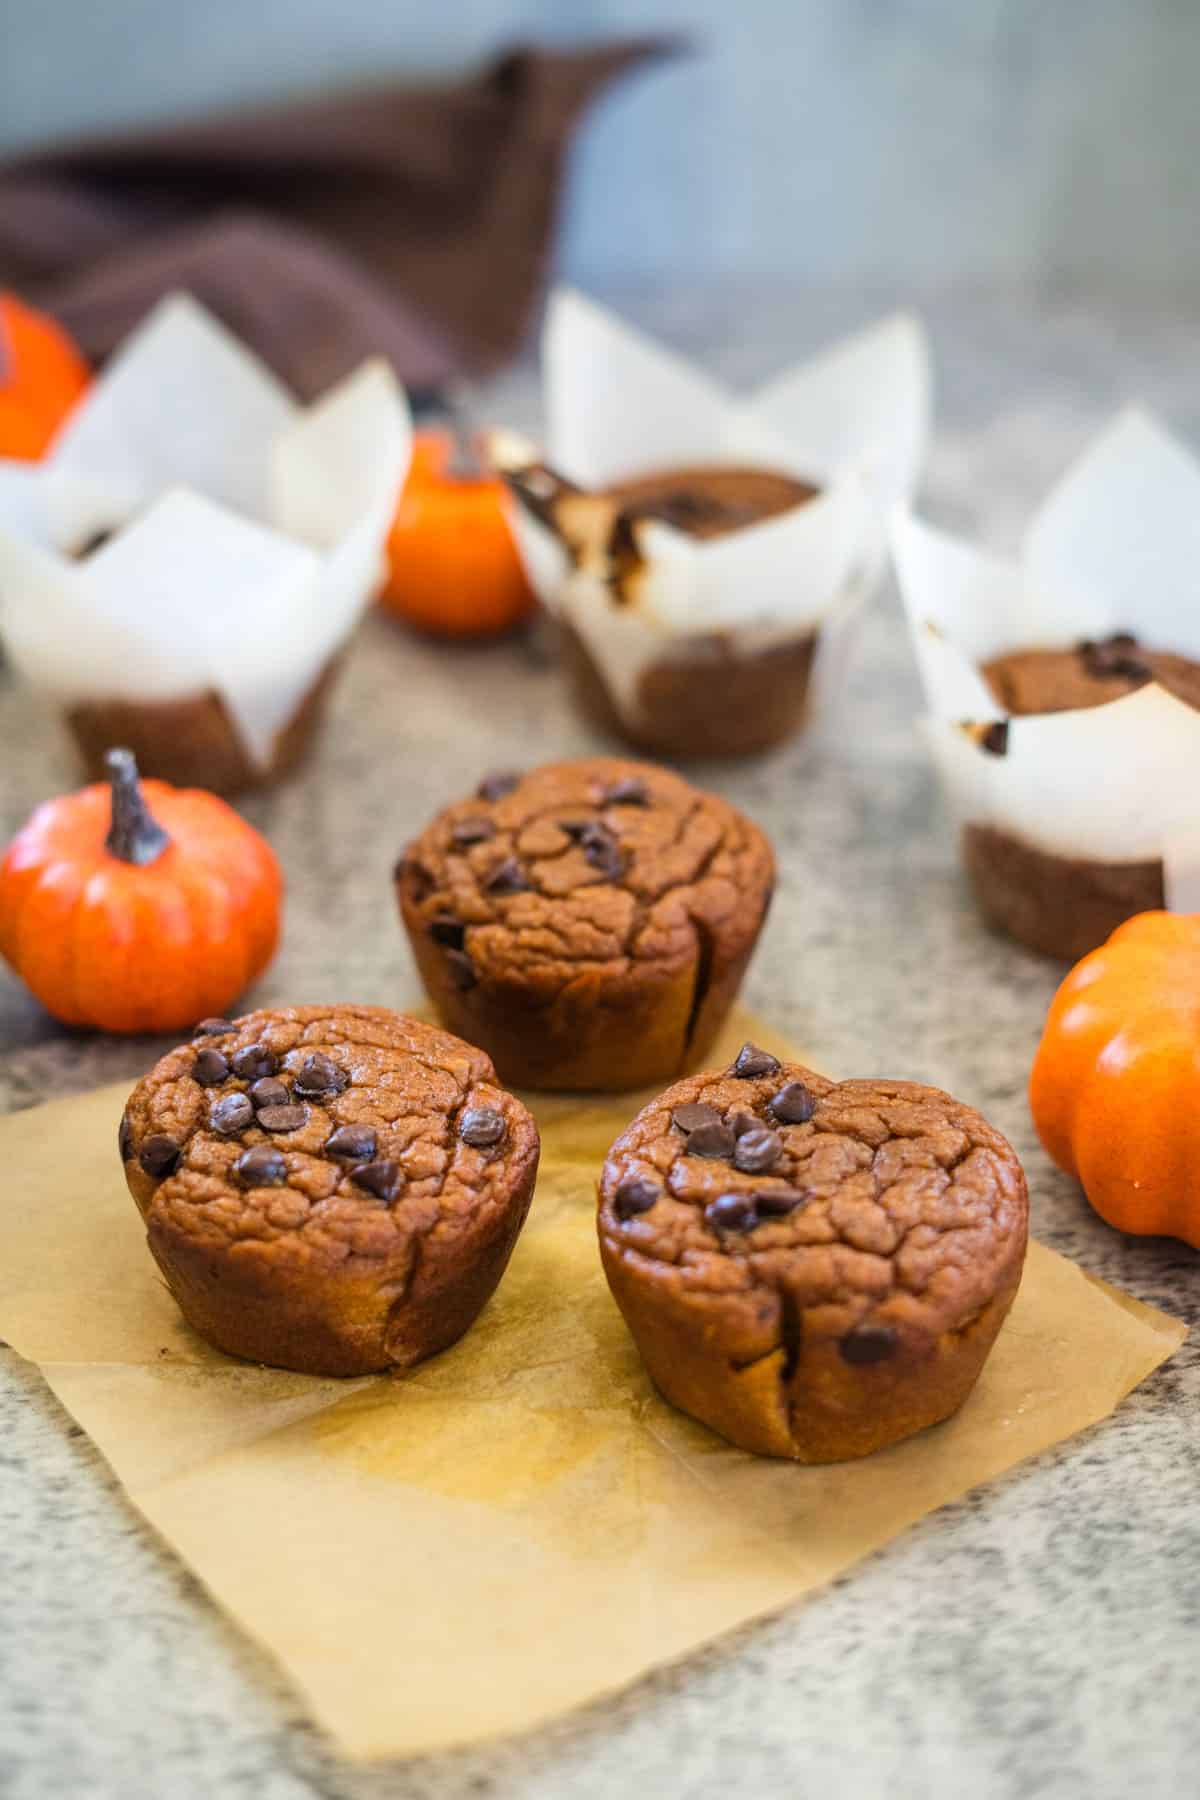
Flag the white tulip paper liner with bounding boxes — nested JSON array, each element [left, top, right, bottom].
[[892, 408, 1200, 897], [500, 288, 930, 737], [0, 294, 412, 769]]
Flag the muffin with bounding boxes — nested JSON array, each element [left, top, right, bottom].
[[597, 1044, 1028, 1461], [120, 1005, 539, 1375], [395, 758, 775, 1091], [502, 458, 827, 760]]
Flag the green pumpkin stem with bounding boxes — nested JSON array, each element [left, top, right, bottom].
[[104, 747, 171, 866]]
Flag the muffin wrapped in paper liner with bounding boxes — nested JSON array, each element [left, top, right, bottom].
[[494, 288, 930, 758], [891, 409, 1200, 941], [0, 294, 411, 790]]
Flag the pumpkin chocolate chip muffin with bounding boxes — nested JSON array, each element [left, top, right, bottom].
[[120, 1006, 539, 1375], [395, 758, 775, 1091], [598, 1044, 1028, 1461]]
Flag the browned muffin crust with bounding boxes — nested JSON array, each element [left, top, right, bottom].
[[600, 465, 817, 543], [396, 758, 775, 1091], [121, 1005, 540, 1375], [598, 1048, 1028, 1461], [962, 824, 1163, 963], [981, 634, 1200, 717]]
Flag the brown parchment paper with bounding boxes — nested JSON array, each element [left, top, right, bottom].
[[0, 1008, 1185, 1760]]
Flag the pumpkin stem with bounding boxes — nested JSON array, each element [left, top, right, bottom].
[[104, 747, 171, 866], [444, 383, 484, 480]]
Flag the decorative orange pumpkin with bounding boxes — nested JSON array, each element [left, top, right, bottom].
[[380, 428, 536, 638], [0, 293, 91, 460], [0, 748, 282, 1033], [1030, 910, 1200, 1248]]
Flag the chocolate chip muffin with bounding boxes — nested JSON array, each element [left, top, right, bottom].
[[120, 1006, 540, 1375], [982, 632, 1200, 718], [395, 759, 775, 1091], [598, 1044, 1028, 1461]]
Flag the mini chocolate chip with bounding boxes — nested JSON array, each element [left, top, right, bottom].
[[560, 819, 591, 840], [451, 817, 496, 848], [249, 1077, 289, 1110], [118, 1114, 134, 1161], [672, 1102, 722, 1134], [430, 915, 466, 949], [139, 1133, 180, 1179], [326, 1125, 378, 1162], [686, 1121, 736, 1159], [235, 1145, 288, 1187], [459, 1106, 507, 1148], [705, 1193, 758, 1233], [840, 1324, 899, 1366], [980, 721, 1009, 757], [193, 1017, 235, 1038], [293, 1053, 348, 1098], [477, 770, 521, 802], [613, 1176, 660, 1219], [210, 1092, 254, 1136], [754, 1188, 807, 1217], [256, 1103, 309, 1134], [604, 777, 649, 807], [485, 856, 531, 895], [730, 1110, 761, 1138], [232, 1043, 277, 1082], [352, 1159, 403, 1202], [770, 1082, 816, 1124], [581, 825, 623, 880], [731, 1041, 781, 1080], [732, 1126, 782, 1174], [192, 1047, 230, 1086], [446, 948, 478, 990]]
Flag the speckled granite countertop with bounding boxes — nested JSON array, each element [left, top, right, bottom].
[[1, 288, 1197, 1800]]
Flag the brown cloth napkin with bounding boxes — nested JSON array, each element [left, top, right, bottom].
[[0, 41, 672, 398]]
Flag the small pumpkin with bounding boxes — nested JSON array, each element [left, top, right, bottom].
[[1030, 910, 1200, 1248], [0, 748, 282, 1033], [0, 292, 91, 460], [380, 427, 536, 638]]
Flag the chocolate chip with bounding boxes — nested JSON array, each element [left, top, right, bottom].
[[732, 1126, 782, 1174], [210, 1092, 254, 1136], [686, 1121, 736, 1159], [581, 825, 623, 880], [604, 777, 649, 807], [840, 1324, 899, 1366], [326, 1125, 378, 1162], [446, 948, 478, 990], [235, 1145, 288, 1187], [705, 1193, 757, 1233], [192, 1047, 230, 1086], [459, 1106, 507, 1148], [754, 1188, 807, 1217], [613, 1176, 660, 1219], [293, 1053, 348, 1098], [484, 856, 531, 895], [256, 1104, 309, 1134], [430, 915, 465, 949], [118, 1114, 134, 1161], [560, 819, 591, 840], [193, 1017, 235, 1038], [770, 1082, 816, 1124], [730, 1110, 761, 1138], [477, 770, 521, 802], [352, 1159, 403, 1202], [980, 721, 1009, 757], [731, 1041, 781, 1080], [139, 1133, 180, 1179], [451, 817, 495, 848], [249, 1077, 289, 1111], [1080, 632, 1148, 681], [672, 1103, 722, 1134], [232, 1043, 277, 1083]]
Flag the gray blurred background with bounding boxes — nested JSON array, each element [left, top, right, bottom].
[[3, 0, 1197, 295]]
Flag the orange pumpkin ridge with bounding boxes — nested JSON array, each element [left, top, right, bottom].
[[1029, 910, 1200, 1249], [0, 748, 282, 1034]]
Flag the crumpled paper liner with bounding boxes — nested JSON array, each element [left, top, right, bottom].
[[891, 409, 1200, 896], [0, 1008, 1183, 1761], [0, 294, 411, 769], [499, 290, 929, 738]]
